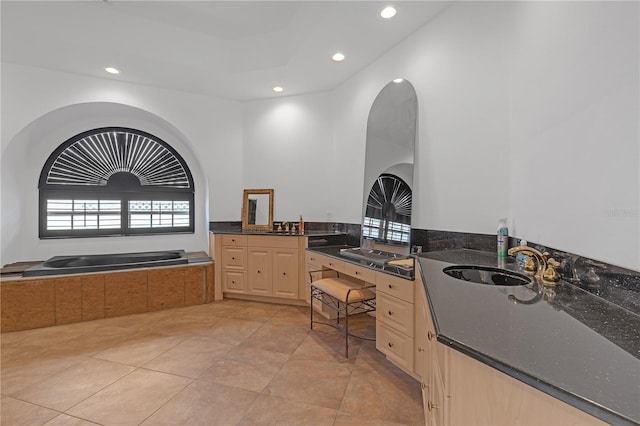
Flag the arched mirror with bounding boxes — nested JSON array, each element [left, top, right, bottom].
[[362, 79, 417, 253], [341, 79, 417, 267]]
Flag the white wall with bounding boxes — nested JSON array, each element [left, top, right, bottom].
[[242, 92, 336, 222], [508, 2, 639, 269], [331, 1, 513, 233], [238, 1, 639, 270], [1, 64, 243, 265]]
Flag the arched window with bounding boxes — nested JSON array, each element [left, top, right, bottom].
[[39, 127, 195, 238], [362, 173, 412, 244]]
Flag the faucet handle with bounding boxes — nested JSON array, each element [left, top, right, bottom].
[[542, 258, 561, 285]]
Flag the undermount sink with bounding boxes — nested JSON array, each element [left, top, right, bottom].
[[443, 265, 531, 286]]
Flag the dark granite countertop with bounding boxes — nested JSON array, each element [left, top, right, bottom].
[[306, 245, 415, 280], [210, 230, 346, 237], [419, 249, 640, 425]]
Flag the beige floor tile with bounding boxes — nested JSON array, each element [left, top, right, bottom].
[[352, 340, 396, 373], [1, 320, 103, 348], [0, 396, 59, 426], [238, 394, 337, 426], [92, 333, 186, 366], [43, 413, 101, 426], [48, 325, 145, 357], [224, 301, 284, 321], [293, 330, 363, 363], [198, 345, 290, 392], [238, 323, 309, 355], [140, 380, 259, 426], [143, 336, 233, 378], [340, 365, 424, 425], [266, 305, 310, 328], [194, 317, 264, 345], [142, 312, 221, 336], [1, 352, 87, 395], [265, 358, 352, 410], [67, 368, 191, 425], [14, 358, 135, 411], [90, 309, 175, 330], [333, 411, 412, 426]]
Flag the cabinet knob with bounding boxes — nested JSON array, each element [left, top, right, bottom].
[[388, 310, 393, 316], [231, 239, 236, 242], [232, 280, 236, 284], [418, 346, 424, 352], [355, 271, 360, 275], [428, 401, 439, 411], [421, 382, 428, 390], [231, 257, 236, 260], [388, 284, 393, 289], [257, 270, 261, 274], [427, 331, 434, 341], [283, 272, 286, 276], [388, 342, 394, 348]]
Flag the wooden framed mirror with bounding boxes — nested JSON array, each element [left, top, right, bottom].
[[242, 189, 274, 231]]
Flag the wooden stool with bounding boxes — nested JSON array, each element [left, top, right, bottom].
[[310, 275, 376, 358]]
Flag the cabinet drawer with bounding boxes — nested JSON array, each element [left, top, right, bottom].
[[222, 247, 247, 268], [221, 234, 247, 246], [343, 263, 376, 283], [223, 270, 246, 293], [376, 272, 414, 303], [321, 256, 345, 273], [377, 292, 415, 337], [305, 251, 324, 265], [248, 235, 299, 249], [377, 321, 414, 373]]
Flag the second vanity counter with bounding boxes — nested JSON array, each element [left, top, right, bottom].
[[419, 250, 640, 425]]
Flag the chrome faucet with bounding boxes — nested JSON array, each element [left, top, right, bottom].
[[508, 246, 560, 285]]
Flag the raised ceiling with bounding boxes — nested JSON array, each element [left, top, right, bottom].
[[1, 1, 451, 101]]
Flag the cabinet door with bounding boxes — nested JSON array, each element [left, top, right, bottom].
[[427, 361, 446, 426], [273, 248, 299, 299], [415, 282, 431, 382], [248, 248, 273, 295], [222, 246, 246, 268], [223, 270, 246, 293]]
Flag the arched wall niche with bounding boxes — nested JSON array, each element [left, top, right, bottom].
[[1, 102, 209, 265]]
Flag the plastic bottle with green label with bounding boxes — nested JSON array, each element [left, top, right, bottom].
[[497, 218, 508, 258]]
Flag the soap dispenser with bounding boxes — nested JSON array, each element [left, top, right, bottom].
[[299, 215, 304, 235]]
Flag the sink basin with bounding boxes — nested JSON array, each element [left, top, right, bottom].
[[442, 265, 531, 286]]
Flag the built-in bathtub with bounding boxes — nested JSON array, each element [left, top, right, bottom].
[[22, 250, 188, 277]]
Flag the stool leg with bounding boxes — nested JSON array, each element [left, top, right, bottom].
[[310, 287, 314, 330], [345, 303, 349, 358]]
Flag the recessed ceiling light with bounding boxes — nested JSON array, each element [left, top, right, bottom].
[[393, 78, 404, 83], [332, 52, 345, 62], [380, 6, 397, 19], [272, 86, 284, 93], [104, 67, 120, 74]]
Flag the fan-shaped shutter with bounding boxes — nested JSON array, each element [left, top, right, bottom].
[[40, 128, 193, 190], [39, 127, 195, 238]]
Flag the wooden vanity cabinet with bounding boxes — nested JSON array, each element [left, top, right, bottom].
[[415, 273, 449, 425], [217, 233, 303, 301], [220, 234, 248, 294], [376, 271, 416, 374]]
